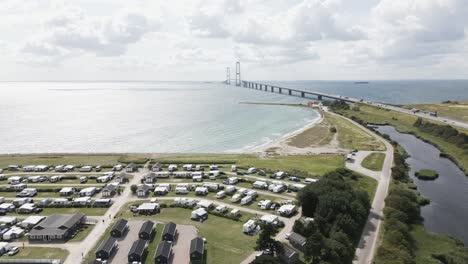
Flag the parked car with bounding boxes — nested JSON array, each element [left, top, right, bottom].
[[95, 166, 102, 172], [288, 177, 300, 182], [258, 170, 266, 176], [236, 172, 245, 176]]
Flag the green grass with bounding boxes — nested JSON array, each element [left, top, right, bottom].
[[68, 224, 95, 242], [361, 153, 386, 171], [82, 223, 114, 263], [411, 225, 468, 264], [287, 115, 335, 148], [326, 112, 386, 151], [339, 104, 468, 174], [346, 173, 378, 200], [405, 101, 468, 123], [145, 223, 164, 264], [0, 247, 69, 262], [0, 153, 148, 168], [119, 207, 257, 264], [415, 169, 439, 180]]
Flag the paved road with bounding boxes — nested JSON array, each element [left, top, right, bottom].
[[327, 112, 394, 264], [111, 220, 144, 264], [171, 225, 197, 264], [345, 151, 382, 181]]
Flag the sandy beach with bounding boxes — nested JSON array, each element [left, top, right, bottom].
[[249, 107, 347, 155]]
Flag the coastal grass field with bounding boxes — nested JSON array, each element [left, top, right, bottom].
[[287, 115, 335, 148], [325, 112, 386, 151], [362, 153, 386, 171], [411, 225, 468, 264], [0, 247, 69, 262], [339, 104, 468, 173], [405, 101, 468, 123]]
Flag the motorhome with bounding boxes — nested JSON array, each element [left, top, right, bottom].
[[225, 186, 236, 194], [231, 194, 242, 203], [241, 195, 252, 205], [215, 205, 227, 213], [215, 191, 226, 199], [175, 186, 189, 194], [246, 167, 256, 174], [231, 165, 237, 172], [243, 220, 258, 234], [17, 188, 37, 197], [183, 164, 193, 171], [226, 177, 238, 185], [168, 164, 178, 172]]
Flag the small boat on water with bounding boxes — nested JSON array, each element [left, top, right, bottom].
[[354, 81, 369, 84]]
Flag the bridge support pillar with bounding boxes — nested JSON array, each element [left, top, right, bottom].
[[288, 89, 292, 95], [318, 95, 322, 100], [301, 92, 305, 97], [279, 88, 282, 94], [271, 86, 274, 92]]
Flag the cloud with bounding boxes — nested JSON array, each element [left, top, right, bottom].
[[360, 0, 468, 61], [234, 43, 319, 65], [22, 6, 161, 59]]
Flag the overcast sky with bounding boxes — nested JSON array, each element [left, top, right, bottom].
[[1, 0, 467, 81]]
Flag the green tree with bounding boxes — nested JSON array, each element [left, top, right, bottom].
[[304, 231, 323, 262], [256, 224, 281, 254], [250, 256, 281, 264], [130, 184, 138, 194]]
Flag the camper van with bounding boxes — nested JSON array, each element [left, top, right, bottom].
[[231, 194, 242, 203], [215, 191, 226, 199], [175, 187, 189, 194], [246, 167, 257, 174], [241, 196, 252, 205], [243, 220, 258, 234]]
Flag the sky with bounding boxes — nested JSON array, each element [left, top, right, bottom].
[[0, 0, 467, 81]]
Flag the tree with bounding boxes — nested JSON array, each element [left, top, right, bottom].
[[130, 184, 138, 194], [255, 224, 281, 254], [304, 231, 324, 262]]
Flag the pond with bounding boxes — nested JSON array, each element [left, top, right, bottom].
[[376, 126, 468, 244]]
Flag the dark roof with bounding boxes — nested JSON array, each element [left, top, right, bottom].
[[281, 244, 298, 258], [112, 219, 128, 232], [139, 221, 155, 235], [288, 232, 306, 246], [30, 213, 85, 236], [137, 185, 151, 192], [103, 184, 117, 192], [128, 239, 148, 257], [97, 237, 117, 253], [118, 172, 127, 178], [126, 163, 137, 168], [152, 163, 162, 168], [145, 172, 157, 178], [190, 237, 204, 255], [162, 222, 176, 237], [155, 241, 172, 259]]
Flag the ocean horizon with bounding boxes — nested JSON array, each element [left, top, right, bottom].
[[1, 80, 467, 154]]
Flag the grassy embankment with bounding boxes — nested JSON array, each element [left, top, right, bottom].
[[0, 247, 69, 262], [287, 114, 335, 148], [362, 153, 386, 171], [335, 105, 468, 263], [338, 104, 468, 174], [405, 101, 468, 123]]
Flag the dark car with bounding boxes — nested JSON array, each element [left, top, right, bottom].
[[33, 208, 43, 214], [236, 172, 245, 176], [258, 170, 266, 176], [288, 177, 300, 182]]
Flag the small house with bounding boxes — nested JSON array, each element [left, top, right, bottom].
[[115, 173, 128, 184], [189, 237, 205, 264], [137, 203, 160, 215], [191, 208, 208, 221], [287, 232, 307, 251], [59, 187, 75, 196], [111, 219, 128, 238], [151, 163, 162, 172], [128, 239, 148, 263], [136, 184, 152, 197], [144, 173, 158, 183], [162, 222, 176, 242], [154, 241, 172, 264], [102, 184, 117, 197], [138, 221, 155, 240], [279, 244, 299, 264], [260, 215, 279, 225], [97, 175, 111, 183], [126, 163, 138, 173], [95, 237, 118, 260]]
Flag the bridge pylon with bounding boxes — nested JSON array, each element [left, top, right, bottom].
[[235, 62, 241, 86], [226, 67, 231, 85]]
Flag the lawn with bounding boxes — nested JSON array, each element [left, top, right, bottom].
[[361, 153, 386, 171], [144, 223, 164, 264], [0, 247, 69, 262], [410, 225, 468, 264], [287, 115, 335, 148], [415, 169, 439, 180], [339, 104, 468, 173], [405, 101, 468, 123], [346, 173, 378, 200], [120, 207, 258, 264], [69, 224, 95, 242], [325, 112, 386, 151]]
